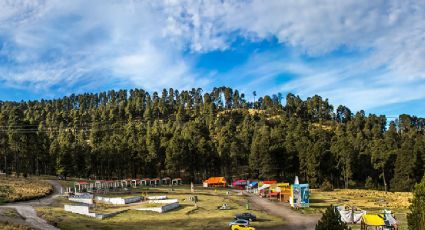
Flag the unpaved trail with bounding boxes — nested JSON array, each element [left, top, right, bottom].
[[245, 192, 320, 230], [0, 180, 62, 230]]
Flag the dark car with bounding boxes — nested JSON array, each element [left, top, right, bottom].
[[235, 213, 257, 221]]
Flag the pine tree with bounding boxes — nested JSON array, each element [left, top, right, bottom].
[[391, 136, 416, 191], [316, 205, 349, 230], [408, 175, 425, 230]]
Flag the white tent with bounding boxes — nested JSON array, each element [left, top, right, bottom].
[[258, 184, 271, 191]]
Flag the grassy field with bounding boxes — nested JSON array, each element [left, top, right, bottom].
[[0, 176, 53, 203], [306, 189, 412, 229], [37, 186, 284, 230]]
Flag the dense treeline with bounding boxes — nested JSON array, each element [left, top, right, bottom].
[[0, 87, 424, 191]]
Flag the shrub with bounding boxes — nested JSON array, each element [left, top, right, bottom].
[[408, 175, 425, 230], [316, 205, 349, 230], [320, 180, 333, 191], [365, 177, 375, 190]]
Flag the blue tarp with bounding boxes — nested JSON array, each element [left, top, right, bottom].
[[249, 182, 258, 188]]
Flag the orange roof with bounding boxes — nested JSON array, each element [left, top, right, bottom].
[[204, 177, 226, 184]]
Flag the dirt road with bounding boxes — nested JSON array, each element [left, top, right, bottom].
[[245, 193, 320, 230], [0, 180, 62, 230]]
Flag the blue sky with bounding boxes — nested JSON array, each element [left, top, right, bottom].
[[0, 0, 424, 117]]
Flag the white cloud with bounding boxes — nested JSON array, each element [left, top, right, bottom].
[[0, 0, 424, 114]]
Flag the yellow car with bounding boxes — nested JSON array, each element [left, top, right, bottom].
[[231, 224, 255, 230]]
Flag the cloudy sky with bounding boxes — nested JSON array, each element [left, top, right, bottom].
[[0, 0, 424, 116]]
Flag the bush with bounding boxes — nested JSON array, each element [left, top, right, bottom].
[[316, 205, 349, 230], [320, 180, 334, 191], [365, 177, 375, 190], [408, 175, 425, 230]]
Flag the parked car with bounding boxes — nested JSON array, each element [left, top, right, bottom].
[[235, 213, 257, 221], [228, 219, 249, 227], [231, 224, 255, 230]]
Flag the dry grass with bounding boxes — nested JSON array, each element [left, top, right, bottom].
[[0, 222, 35, 230], [310, 189, 412, 210], [308, 189, 411, 230], [0, 208, 24, 219], [0, 177, 52, 203], [37, 186, 284, 230]]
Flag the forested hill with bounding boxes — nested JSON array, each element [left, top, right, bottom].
[[0, 87, 424, 191]]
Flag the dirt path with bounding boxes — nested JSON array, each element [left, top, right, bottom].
[[0, 180, 62, 230], [245, 193, 320, 230]]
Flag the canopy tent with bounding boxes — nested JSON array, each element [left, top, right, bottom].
[[361, 214, 385, 226], [248, 181, 258, 188], [335, 206, 367, 224], [203, 177, 227, 188], [258, 184, 271, 191], [232, 179, 247, 189], [274, 183, 291, 202], [360, 213, 397, 230], [262, 180, 277, 185]]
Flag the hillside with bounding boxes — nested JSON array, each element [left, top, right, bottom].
[[0, 87, 424, 191]]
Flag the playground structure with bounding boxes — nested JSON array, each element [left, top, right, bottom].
[[289, 184, 310, 208]]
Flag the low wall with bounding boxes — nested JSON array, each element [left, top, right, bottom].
[[96, 196, 142, 205], [64, 204, 128, 219], [69, 193, 94, 204], [146, 196, 167, 200], [64, 204, 96, 218], [136, 202, 180, 213], [148, 199, 178, 204]]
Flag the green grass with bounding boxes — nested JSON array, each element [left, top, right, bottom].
[[37, 186, 284, 230]]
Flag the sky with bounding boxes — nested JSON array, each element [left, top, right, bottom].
[[0, 0, 424, 117]]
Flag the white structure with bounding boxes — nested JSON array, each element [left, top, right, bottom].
[[136, 202, 180, 213], [69, 193, 94, 204], [64, 204, 127, 219], [150, 178, 160, 186], [141, 178, 150, 186], [162, 177, 171, 185], [148, 199, 178, 204], [172, 178, 182, 185], [146, 195, 167, 200], [96, 196, 142, 205]]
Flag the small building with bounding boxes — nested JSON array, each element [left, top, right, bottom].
[[141, 178, 150, 186], [203, 177, 227, 188], [150, 178, 160, 186], [274, 183, 291, 202], [289, 184, 310, 208], [131, 179, 138, 187], [172, 178, 182, 185], [162, 177, 171, 185], [74, 181, 89, 192]]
